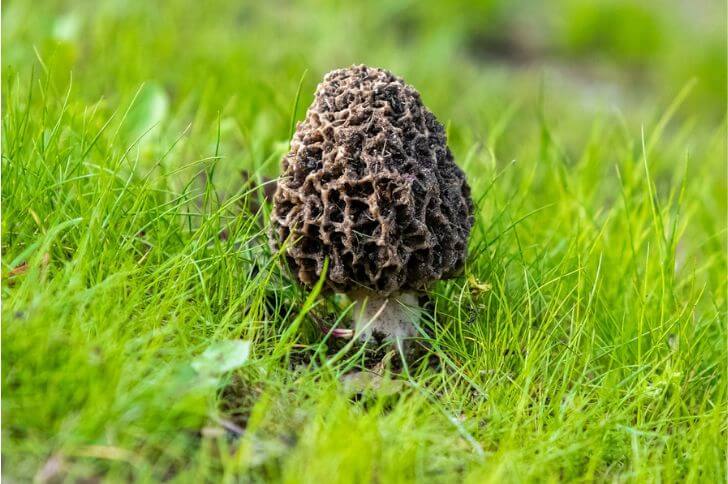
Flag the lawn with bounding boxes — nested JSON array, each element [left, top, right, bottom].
[[2, 0, 726, 482]]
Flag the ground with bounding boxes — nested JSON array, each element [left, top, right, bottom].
[[2, 0, 726, 482]]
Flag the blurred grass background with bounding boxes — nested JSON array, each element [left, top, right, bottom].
[[2, 0, 727, 482], [4, 0, 725, 143]]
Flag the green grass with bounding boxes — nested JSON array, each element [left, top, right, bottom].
[[2, 1, 726, 482]]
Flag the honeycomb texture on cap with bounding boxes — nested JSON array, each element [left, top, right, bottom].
[[270, 65, 473, 296]]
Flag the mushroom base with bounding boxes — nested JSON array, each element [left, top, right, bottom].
[[351, 292, 422, 352]]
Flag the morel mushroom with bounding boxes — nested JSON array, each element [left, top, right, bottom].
[[270, 65, 473, 350]]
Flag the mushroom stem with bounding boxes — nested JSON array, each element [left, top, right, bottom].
[[351, 292, 421, 351]]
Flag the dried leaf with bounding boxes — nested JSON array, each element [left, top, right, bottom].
[[468, 275, 492, 296], [8, 261, 29, 278]]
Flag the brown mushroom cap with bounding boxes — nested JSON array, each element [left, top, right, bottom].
[[270, 65, 473, 296]]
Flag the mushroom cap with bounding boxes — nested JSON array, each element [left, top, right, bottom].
[[270, 65, 473, 296]]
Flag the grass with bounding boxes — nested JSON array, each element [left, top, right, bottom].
[[2, 0, 726, 482]]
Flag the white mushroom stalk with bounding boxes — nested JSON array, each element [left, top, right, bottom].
[[351, 292, 422, 351]]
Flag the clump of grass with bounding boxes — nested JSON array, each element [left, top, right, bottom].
[[3, 1, 726, 481]]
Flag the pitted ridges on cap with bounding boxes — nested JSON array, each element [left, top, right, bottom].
[[270, 65, 473, 296]]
